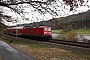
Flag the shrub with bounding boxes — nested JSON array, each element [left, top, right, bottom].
[[64, 31, 78, 42]]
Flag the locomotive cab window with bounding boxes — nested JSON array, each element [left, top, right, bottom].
[[44, 27, 51, 31], [48, 27, 51, 31], [44, 27, 48, 31]]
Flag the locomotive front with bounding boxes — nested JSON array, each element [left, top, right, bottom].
[[40, 26, 52, 39]]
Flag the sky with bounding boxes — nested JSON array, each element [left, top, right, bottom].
[[1, 0, 90, 26]]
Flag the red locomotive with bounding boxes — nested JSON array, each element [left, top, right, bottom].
[[3, 25, 52, 40]]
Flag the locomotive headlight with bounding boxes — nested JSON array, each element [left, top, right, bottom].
[[44, 32, 47, 35], [44, 34, 45, 35]]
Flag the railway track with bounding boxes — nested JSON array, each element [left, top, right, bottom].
[[3, 34, 90, 48], [49, 39, 90, 48]]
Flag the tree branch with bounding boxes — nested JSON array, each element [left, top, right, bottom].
[[0, 1, 47, 6]]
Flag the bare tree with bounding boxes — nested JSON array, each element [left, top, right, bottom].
[[0, 0, 89, 23], [0, 11, 12, 22]]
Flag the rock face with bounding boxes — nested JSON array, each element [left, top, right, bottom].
[[0, 40, 37, 60]]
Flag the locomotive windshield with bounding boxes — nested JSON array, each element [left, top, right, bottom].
[[44, 27, 51, 31], [48, 27, 51, 31]]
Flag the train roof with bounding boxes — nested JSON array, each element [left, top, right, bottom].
[[11, 26, 24, 29], [40, 26, 51, 28]]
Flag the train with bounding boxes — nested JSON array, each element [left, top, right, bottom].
[[3, 25, 52, 40]]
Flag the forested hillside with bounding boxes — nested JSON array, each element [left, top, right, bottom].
[[58, 10, 90, 22], [57, 9, 90, 29], [33, 9, 90, 30]]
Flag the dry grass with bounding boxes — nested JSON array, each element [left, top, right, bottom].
[[10, 44, 90, 60], [29, 48, 89, 60]]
